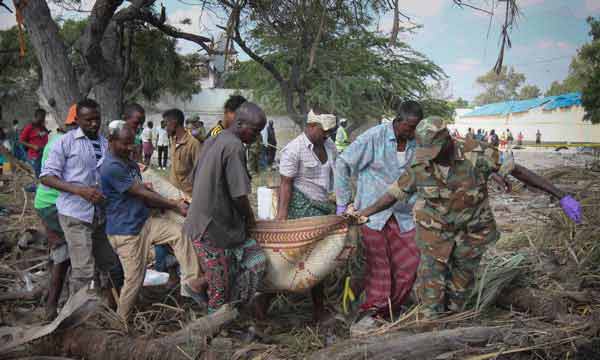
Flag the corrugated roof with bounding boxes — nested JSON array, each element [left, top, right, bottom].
[[463, 92, 581, 117]]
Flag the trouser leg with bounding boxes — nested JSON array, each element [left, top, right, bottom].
[[144, 217, 200, 286], [108, 230, 150, 320], [360, 224, 392, 311], [447, 224, 498, 312], [59, 215, 95, 295], [92, 221, 124, 290], [384, 221, 419, 310], [413, 225, 454, 318]]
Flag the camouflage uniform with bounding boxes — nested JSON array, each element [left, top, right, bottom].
[[247, 135, 262, 176], [387, 117, 514, 317]]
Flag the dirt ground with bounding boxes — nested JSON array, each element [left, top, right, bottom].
[[0, 147, 599, 359]]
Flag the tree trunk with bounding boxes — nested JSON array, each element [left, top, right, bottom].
[[92, 22, 124, 130], [17, 0, 80, 125], [311, 326, 506, 360]]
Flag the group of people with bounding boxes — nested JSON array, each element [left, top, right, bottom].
[[9, 95, 583, 329]]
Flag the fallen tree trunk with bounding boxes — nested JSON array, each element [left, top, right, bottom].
[[311, 326, 505, 360], [59, 305, 238, 360]]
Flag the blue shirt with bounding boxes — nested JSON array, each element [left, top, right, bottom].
[[100, 153, 150, 236], [334, 122, 416, 232], [41, 128, 107, 223]]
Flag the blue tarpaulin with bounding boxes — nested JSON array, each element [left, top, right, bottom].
[[463, 92, 582, 117]]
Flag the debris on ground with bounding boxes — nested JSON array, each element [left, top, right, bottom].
[[0, 149, 599, 359]]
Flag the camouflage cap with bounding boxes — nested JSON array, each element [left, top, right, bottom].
[[414, 116, 448, 162]]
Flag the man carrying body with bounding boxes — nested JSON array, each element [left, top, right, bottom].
[[358, 117, 582, 318], [271, 109, 337, 321], [335, 101, 423, 320], [183, 102, 267, 314], [34, 106, 77, 320], [20, 109, 49, 179], [335, 118, 350, 153], [100, 121, 206, 320], [164, 109, 201, 197], [41, 99, 123, 301], [209, 95, 247, 137]]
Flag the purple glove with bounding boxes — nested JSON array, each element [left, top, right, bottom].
[[560, 195, 582, 224], [336, 205, 348, 216]]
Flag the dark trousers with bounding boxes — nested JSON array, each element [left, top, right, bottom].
[[158, 146, 168, 168]]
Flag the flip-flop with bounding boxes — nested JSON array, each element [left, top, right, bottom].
[[182, 283, 209, 306]]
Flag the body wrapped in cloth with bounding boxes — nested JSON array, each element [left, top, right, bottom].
[[143, 169, 357, 293]]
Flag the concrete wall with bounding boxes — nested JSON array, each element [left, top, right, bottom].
[[452, 105, 600, 143], [144, 89, 302, 148]]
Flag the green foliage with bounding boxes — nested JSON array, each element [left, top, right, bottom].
[[517, 84, 541, 100], [474, 66, 525, 105], [0, 26, 39, 98], [581, 17, 600, 124], [545, 56, 589, 96], [127, 29, 201, 102], [226, 21, 444, 126], [451, 97, 470, 108], [0, 21, 201, 104]]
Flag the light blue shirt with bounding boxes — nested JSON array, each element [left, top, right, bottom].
[[40, 128, 108, 223], [334, 122, 416, 232]]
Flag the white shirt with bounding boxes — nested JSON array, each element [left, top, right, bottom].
[[141, 127, 154, 143], [279, 133, 337, 202], [155, 127, 169, 146]]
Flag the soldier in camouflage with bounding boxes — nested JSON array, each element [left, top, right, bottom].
[[357, 116, 583, 318]]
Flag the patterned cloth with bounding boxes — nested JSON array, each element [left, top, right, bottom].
[[41, 127, 108, 223], [279, 133, 336, 202], [287, 188, 335, 219], [386, 117, 515, 317], [193, 237, 266, 313], [209, 121, 224, 137], [335, 122, 416, 232], [361, 219, 419, 315]]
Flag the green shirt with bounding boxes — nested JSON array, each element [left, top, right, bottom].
[[34, 133, 63, 209]]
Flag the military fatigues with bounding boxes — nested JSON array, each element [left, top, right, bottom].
[[387, 117, 514, 317]]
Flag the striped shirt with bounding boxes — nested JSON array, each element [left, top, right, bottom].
[[40, 128, 108, 223], [279, 133, 337, 202], [89, 138, 103, 162]]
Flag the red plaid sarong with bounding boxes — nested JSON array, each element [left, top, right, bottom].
[[360, 218, 419, 315]]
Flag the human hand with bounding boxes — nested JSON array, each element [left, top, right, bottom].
[[77, 186, 105, 204], [31, 144, 40, 151], [343, 204, 368, 225], [175, 199, 189, 217], [491, 173, 512, 193], [336, 204, 348, 216], [144, 182, 154, 191], [560, 195, 582, 224]]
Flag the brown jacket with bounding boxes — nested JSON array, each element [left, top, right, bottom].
[[170, 131, 201, 196]]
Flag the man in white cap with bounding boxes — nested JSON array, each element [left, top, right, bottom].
[[266, 108, 337, 322]]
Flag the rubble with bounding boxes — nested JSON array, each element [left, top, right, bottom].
[[0, 149, 599, 359]]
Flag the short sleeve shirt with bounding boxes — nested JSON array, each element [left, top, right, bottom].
[[279, 133, 336, 202], [20, 123, 49, 159], [100, 153, 150, 235], [34, 133, 63, 209], [182, 129, 251, 249], [387, 137, 514, 228]]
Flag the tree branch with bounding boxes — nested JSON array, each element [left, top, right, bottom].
[[228, 3, 285, 84], [307, 3, 326, 71]]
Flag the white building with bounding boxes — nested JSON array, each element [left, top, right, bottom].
[[452, 93, 600, 143]]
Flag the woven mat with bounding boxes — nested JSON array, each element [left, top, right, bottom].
[[143, 169, 357, 292]]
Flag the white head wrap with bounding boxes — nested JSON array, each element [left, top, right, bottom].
[[307, 109, 337, 131], [108, 120, 127, 139]]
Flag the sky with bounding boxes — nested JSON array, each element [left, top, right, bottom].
[[1, 0, 599, 102]]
